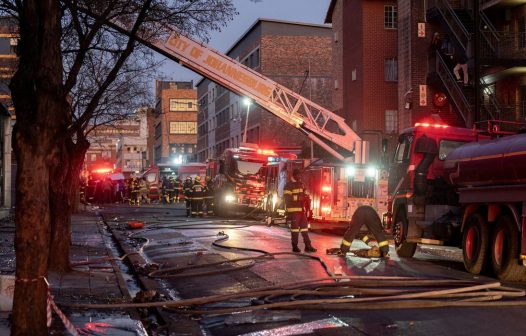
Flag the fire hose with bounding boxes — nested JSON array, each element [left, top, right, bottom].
[[61, 214, 526, 316]]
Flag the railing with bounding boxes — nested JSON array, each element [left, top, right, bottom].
[[428, 0, 471, 52], [435, 51, 470, 124], [480, 31, 526, 59], [479, 11, 500, 56], [479, 78, 498, 120]]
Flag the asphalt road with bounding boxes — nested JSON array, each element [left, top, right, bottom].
[[99, 204, 526, 336]]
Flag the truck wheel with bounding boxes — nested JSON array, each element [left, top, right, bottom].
[[393, 209, 417, 258], [489, 215, 526, 281], [461, 213, 489, 275]]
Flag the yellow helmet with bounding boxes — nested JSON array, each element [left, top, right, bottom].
[[195, 176, 201, 181]]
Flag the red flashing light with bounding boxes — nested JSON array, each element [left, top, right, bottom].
[[92, 167, 113, 174], [321, 206, 331, 214], [414, 122, 449, 129], [321, 185, 332, 193], [257, 149, 276, 156]]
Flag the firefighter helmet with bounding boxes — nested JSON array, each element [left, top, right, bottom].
[[195, 176, 201, 182], [205, 176, 211, 182]]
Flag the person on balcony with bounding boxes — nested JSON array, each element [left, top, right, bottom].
[[453, 49, 469, 86]]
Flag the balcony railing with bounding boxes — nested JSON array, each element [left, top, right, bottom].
[[435, 51, 470, 124], [481, 31, 526, 59], [428, 0, 471, 52]]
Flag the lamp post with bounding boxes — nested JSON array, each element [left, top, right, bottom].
[[242, 97, 252, 144]]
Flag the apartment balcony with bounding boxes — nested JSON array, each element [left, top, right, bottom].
[[481, 31, 526, 65]]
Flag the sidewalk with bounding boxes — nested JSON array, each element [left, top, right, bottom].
[[0, 210, 146, 335]]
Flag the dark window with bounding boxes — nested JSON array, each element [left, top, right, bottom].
[[384, 58, 398, 81], [384, 5, 397, 29], [438, 140, 466, 160], [519, 17, 525, 49]]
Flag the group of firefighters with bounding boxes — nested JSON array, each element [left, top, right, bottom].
[[283, 168, 389, 258], [161, 175, 214, 217]]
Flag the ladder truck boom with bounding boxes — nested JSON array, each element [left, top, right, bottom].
[[80, 7, 366, 163]]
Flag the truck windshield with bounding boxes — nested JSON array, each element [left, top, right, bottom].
[[236, 160, 264, 175], [439, 140, 467, 160]]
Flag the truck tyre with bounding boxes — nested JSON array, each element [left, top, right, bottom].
[[489, 215, 526, 281], [393, 209, 417, 258], [461, 213, 489, 275]]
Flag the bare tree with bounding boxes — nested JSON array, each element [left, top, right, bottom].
[[1, 0, 236, 334]]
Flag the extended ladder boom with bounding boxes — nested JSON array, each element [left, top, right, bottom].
[[82, 8, 366, 162]]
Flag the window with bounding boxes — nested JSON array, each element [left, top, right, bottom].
[[438, 140, 467, 160], [394, 134, 413, 164], [169, 98, 197, 111], [384, 58, 397, 81], [169, 121, 197, 134], [384, 5, 397, 29], [385, 110, 398, 133], [519, 17, 526, 49]]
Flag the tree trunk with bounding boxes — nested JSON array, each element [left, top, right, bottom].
[[48, 137, 89, 272], [9, 1, 67, 334]]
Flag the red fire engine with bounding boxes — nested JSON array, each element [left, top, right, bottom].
[[385, 120, 526, 281], [207, 145, 296, 216]]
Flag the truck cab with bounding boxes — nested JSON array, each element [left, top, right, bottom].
[[386, 122, 482, 257]]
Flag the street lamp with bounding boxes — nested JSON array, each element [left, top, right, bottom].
[[242, 97, 252, 144]]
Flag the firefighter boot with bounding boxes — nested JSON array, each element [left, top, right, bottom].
[[378, 240, 390, 258], [302, 232, 317, 253], [291, 232, 301, 252]]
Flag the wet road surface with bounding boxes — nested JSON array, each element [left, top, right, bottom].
[[99, 204, 526, 336]]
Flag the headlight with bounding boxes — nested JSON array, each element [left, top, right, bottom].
[[225, 194, 235, 203], [272, 193, 278, 206], [366, 167, 377, 178], [346, 166, 356, 177]]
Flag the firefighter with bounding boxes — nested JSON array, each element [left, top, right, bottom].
[[204, 176, 214, 216], [174, 175, 183, 203], [161, 176, 169, 204], [139, 177, 150, 205], [191, 176, 205, 217], [131, 177, 141, 205], [183, 176, 193, 217], [165, 177, 175, 204], [339, 205, 389, 258], [284, 169, 317, 253]]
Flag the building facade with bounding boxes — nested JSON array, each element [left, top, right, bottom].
[[115, 108, 149, 175], [150, 80, 198, 165], [325, 0, 399, 164], [196, 19, 333, 162], [398, 1, 526, 132]]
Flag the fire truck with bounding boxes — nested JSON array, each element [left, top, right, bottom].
[[142, 162, 206, 201], [385, 120, 526, 281], [206, 145, 296, 216], [81, 8, 387, 222]]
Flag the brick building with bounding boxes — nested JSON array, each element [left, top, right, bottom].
[[150, 80, 198, 165], [325, 0, 398, 164], [196, 19, 333, 162], [398, 0, 526, 131]]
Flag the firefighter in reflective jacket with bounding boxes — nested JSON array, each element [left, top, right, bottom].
[[204, 176, 214, 216], [191, 176, 204, 217], [183, 176, 193, 217], [339, 205, 390, 258], [174, 176, 183, 203], [284, 169, 317, 253]]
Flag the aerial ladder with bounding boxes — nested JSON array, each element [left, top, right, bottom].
[[80, 6, 368, 164], [79, 7, 387, 222]]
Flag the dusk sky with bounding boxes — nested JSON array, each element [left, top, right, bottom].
[[159, 0, 332, 83]]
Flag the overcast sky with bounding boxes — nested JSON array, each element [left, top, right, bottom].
[[158, 0, 331, 84]]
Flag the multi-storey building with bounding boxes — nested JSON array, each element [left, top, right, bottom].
[[150, 80, 198, 164], [398, 1, 526, 131], [325, 0, 399, 164], [196, 19, 333, 162], [115, 108, 149, 176]]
